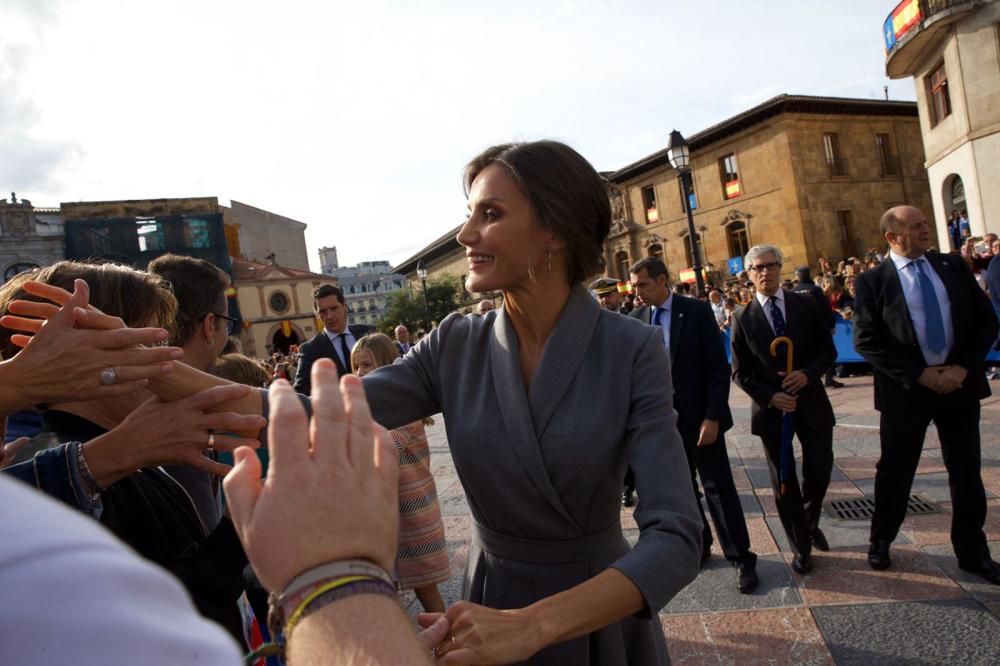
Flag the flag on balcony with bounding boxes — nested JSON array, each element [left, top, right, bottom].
[[725, 180, 741, 198]]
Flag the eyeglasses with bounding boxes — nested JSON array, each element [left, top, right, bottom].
[[748, 261, 782, 274], [204, 312, 239, 335]]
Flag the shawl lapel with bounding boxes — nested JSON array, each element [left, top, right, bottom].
[[489, 303, 576, 526], [529, 285, 600, 438]]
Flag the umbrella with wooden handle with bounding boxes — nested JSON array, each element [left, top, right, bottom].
[[769, 335, 795, 497]]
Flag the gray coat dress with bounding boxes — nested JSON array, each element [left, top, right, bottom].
[[362, 285, 702, 665]]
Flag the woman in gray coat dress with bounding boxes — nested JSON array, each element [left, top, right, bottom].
[[22, 141, 703, 664], [356, 141, 702, 664]]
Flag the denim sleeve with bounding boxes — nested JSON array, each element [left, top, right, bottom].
[[3, 442, 103, 519]]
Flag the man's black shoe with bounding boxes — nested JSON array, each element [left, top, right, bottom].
[[792, 554, 813, 574], [811, 528, 830, 552], [622, 489, 636, 507], [825, 377, 845, 388], [868, 540, 892, 570], [958, 557, 1000, 585], [736, 562, 759, 593]]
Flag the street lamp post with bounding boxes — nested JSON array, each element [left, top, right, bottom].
[[667, 129, 706, 297], [416, 259, 430, 330]]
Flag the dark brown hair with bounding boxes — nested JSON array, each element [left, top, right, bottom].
[[463, 140, 611, 284], [629, 256, 669, 281], [313, 284, 345, 305], [0, 260, 178, 360], [147, 253, 227, 346]]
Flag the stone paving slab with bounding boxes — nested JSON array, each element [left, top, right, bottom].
[[920, 542, 1000, 603], [812, 600, 1000, 665], [662, 555, 800, 614], [794, 545, 967, 606], [764, 515, 890, 553], [662, 608, 833, 665]]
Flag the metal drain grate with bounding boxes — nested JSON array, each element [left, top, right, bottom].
[[824, 494, 941, 520]]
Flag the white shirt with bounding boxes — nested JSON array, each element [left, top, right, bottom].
[[325, 326, 357, 368], [648, 293, 673, 351], [0, 477, 242, 665], [889, 251, 954, 366], [755, 289, 787, 335]]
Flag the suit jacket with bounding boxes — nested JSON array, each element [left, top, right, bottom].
[[360, 286, 701, 664], [292, 324, 373, 395], [730, 290, 836, 436], [630, 296, 733, 440], [852, 251, 998, 411]]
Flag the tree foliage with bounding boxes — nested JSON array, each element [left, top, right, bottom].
[[377, 274, 462, 334]]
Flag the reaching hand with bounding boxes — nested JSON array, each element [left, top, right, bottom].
[[224, 359, 399, 594], [696, 419, 719, 447], [83, 385, 267, 488], [0, 279, 181, 411], [0, 436, 30, 469]]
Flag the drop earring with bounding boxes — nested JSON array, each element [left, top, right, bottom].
[[547, 247, 553, 274]]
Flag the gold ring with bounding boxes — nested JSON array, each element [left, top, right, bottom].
[[207, 431, 216, 453], [433, 634, 458, 658]]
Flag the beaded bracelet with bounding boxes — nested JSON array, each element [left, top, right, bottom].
[[75, 442, 103, 500]]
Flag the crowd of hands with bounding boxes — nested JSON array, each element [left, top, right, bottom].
[[0, 279, 505, 664]]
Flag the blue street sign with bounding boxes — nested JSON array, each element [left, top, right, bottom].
[[727, 256, 744, 275], [688, 193, 697, 210]]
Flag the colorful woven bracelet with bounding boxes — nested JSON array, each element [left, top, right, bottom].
[[284, 578, 398, 638]]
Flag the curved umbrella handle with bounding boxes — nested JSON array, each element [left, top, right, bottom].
[[769, 336, 794, 375]]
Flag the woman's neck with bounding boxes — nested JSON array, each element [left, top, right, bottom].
[[502, 279, 572, 352]]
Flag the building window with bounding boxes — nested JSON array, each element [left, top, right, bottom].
[[615, 250, 630, 280], [875, 133, 899, 176], [269, 291, 290, 314], [647, 243, 663, 258], [641, 186, 658, 224], [719, 154, 741, 199], [3, 262, 39, 283], [726, 221, 750, 260], [837, 210, 855, 259], [926, 62, 951, 127], [823, 133, 846, 176]]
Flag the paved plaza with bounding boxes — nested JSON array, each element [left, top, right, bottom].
[[402, 375, 1000, 664]]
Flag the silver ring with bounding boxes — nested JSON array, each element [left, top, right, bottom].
[[207, 431, 216, 454], [98, 367, 118, 386]]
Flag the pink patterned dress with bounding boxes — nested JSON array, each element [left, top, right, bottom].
[[391, 421, 450, 589]]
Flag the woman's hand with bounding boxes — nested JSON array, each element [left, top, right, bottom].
[[420, 601, 543, 665], [83, 384, 266, 488], [0, 279, 181, 412], [0, 437, 30, 469], [224, 359, 399, 593]]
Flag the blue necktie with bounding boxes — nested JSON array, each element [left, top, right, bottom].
[[651, 306, 662, 327], [911, 260, 946, 353], [767, 298, 787, 336]]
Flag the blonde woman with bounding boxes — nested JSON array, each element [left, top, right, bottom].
[[352, 333, 449, 614]]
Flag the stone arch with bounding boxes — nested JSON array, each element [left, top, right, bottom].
[[265, 320, 307, 355]]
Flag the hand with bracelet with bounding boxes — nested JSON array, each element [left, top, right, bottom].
[[225, 360, 438, 664]]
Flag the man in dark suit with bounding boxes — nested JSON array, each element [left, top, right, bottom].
[[393, 324, 412, 356], [293, 285, 372, 395], [629, 257, 759, 593], [731, 244, 837, 575], [853, 205, 999, 584]]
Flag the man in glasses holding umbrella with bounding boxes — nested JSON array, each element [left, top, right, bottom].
[[730, 244, 836, 575]]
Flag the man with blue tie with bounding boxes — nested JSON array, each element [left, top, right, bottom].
[[853, 206, 1000, 584], [630, 258, 759, 593], [731, 245, 837, 575], [293, 285, 373, 395]]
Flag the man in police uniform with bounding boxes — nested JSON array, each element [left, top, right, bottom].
[[589, 277, 623, 313]]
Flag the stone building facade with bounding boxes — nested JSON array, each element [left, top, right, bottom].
[[393, 225, 498, 312], [231, 258, 338, 357], [604, 95, 932, 285], [223, 201, 310, 271], [0, 194, 65, 284], [884, 0, 1000, 243]]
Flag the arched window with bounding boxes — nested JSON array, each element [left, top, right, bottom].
[[615, 250, 630, 280], [950, 175, 966, 209], [647, 244, 663, 259], [726, 221, 750, 260]]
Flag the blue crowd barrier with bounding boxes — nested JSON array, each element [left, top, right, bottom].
[[722, 313, 1000, 363]]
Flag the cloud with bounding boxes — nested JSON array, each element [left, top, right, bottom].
[[0, 0, 79, 198]]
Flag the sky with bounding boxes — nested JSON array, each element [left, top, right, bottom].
[[2, 0, 915, 272]]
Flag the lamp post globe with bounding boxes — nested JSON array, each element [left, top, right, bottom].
[[667, 129, 705, 296]]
